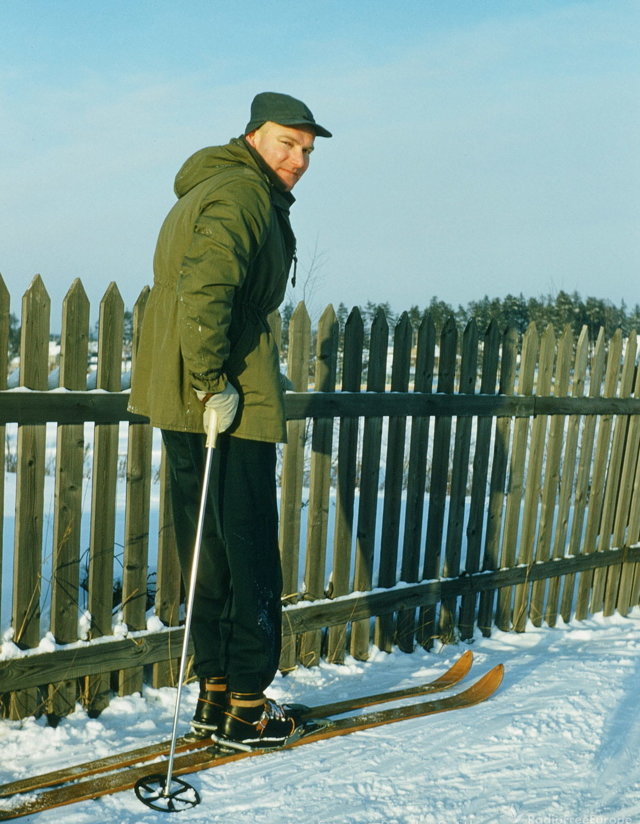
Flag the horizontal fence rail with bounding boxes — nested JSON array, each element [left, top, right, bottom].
[[2, 544, 640, 695], [1, 274, 640, 720], [3, 390, 640, 425]]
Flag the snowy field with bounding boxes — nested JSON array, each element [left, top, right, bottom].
[[1, 611, 640, 824]]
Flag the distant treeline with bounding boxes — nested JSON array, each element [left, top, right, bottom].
[[338, 291, 640, 340]]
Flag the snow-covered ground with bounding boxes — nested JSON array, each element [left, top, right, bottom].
[[1, 611, 640, 824]]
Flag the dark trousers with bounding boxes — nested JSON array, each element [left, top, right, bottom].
[[161, 429, 282, 693]]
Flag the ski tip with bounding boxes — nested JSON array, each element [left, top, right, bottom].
[[449, 648, 474, 677], [459, 662, 505, 707], [485, 663, 505, 690]]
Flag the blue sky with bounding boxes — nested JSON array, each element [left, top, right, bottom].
[[1, 0, 639, 323]]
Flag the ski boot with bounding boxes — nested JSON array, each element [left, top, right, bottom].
[[217, 692, 305, 750], [189, 676, 227, 738]]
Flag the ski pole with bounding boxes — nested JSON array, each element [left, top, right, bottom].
[[135, 409, 218, 813]]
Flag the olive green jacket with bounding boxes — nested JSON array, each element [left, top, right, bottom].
[[128, 138, 296, 442]]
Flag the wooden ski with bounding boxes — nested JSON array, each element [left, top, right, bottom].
[[0, 660, 503, 821], [0, 650, 472, 799]]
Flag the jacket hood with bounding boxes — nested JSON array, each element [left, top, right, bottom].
[[173, 139, 256, 198], [173, 137, 293, 205]]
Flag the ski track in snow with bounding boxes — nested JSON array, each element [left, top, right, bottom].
[[2, 612, 640, 823]]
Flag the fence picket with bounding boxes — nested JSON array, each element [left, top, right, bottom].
[[327, 308, 364, 663], [375, 312, 412, 651], [584, 331, 623, 616], [495, 323, 539, 631], [513, 324, 555, 631], [419, 316, 457, 648], [151, 446, 182, 688], [574, 330, 620, 618], [459, 320, 500, 640], [529, 325, 572, 626], [477, 326, 518, 635], [546, 326, 589, 625], [278, 302, 311, 670], [119, 288, 152, 696], [300, 305, 338, 666], [439, 319, 478, 642], [396, 313, 436, 651], [350, 308, 388, 660], [9, 276, 50, 719], [565, 330, 607, 620], [85, 283, 124, 715], [48, 279, 89, 717]]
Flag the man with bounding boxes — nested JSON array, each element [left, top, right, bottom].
[[128, 92, 331, 749]]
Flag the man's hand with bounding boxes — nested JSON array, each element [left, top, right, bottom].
[[196, 383, 239, 436], [280, 372, 294, 392]]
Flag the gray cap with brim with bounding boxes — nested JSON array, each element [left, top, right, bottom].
[[244, 91, 332, 138]]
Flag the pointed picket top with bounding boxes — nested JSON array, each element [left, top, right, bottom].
[[459, 319, 479, 394], [367, 307, 389, 392], [291, 299, 311, 325], [317, 303, 338, 341], [315, 304, 338, 392], [342, 307, 364, 392], [96, 281, 125, 391], [99, 280, 124, 313], [551, 324, 573, 398], [536, 323, 556, 395], [346, 305, 364, 328], [436, 316, 458, 394], [517, 321, 539, 396], [344, 306, 365, 354], [60, 278, 90, 390], [589, 326, 607, 396], [498, 325, 519, 394], [20, 274, 51, 390], [23, 273, 49, 299], [318, 303, 339, 346], [479, 319, 501, 395], [413, 313, 436, 394], [571, 325, 589, 397], [603, 328, 623, 398], [390, 312, 412, 392], [21, 274, 51, 324], [371, 304, 389, 329], [393, 309, 412, 340], [288, 300, 311, 391], [63, 277, 89, 303]]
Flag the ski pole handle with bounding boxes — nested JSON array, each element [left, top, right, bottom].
[[205, 408, 218, 449]]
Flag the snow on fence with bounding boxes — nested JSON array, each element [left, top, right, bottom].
[[2, 273, 640, 722]]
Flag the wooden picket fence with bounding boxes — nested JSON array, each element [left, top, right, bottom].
[[2, 274, 640, 721]]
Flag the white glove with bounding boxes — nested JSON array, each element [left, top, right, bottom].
[[196, 382, 239, 438]]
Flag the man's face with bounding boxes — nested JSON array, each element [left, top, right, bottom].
[[245, 122, 315, 190]]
